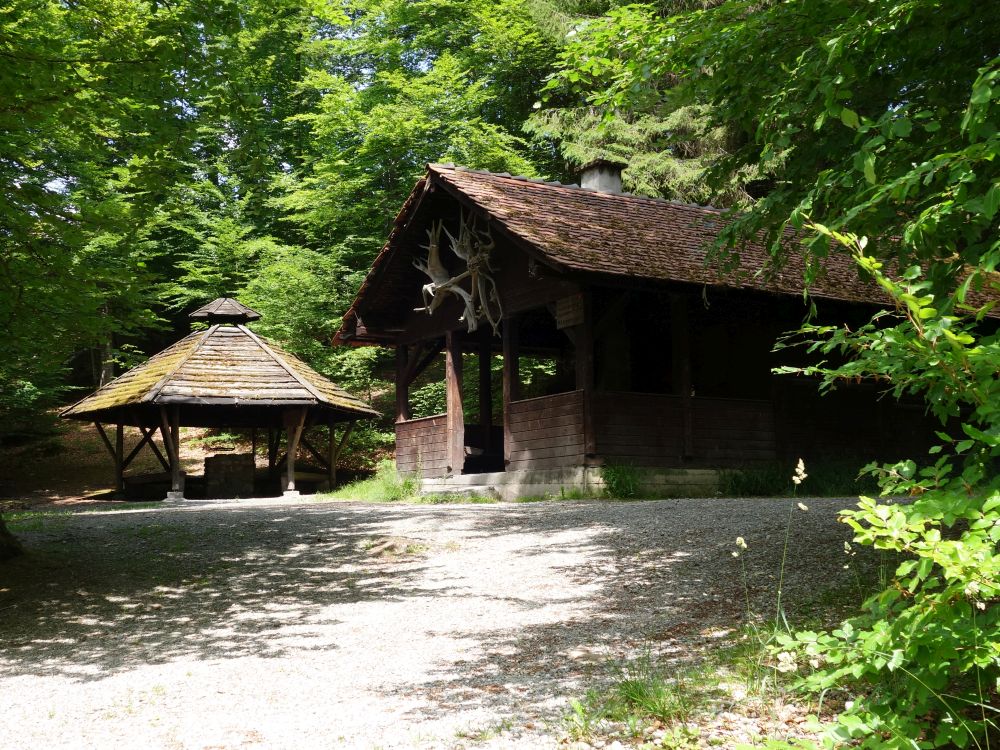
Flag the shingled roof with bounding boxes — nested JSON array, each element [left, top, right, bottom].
[[189, 297, 261, 321], [62, 323, 378, 425], [338, 164, 898, 342]]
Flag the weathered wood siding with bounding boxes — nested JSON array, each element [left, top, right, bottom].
[[592, 392, 683, 463], [691, 397, 776, 462], [507, 390, 586, 470], [396, 414, 449, 477], [591, 392, 776, 467], [773, 379, 933, 462]]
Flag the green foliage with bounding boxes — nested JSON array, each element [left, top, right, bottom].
[[547, 1, 1000, 294], [410, 381, 448, 420], [3, 0, 556, 448], [771, 235, 1000, 750], [322, 460, 498, 503], [600, 463, 640, 499], [549, 5, 1000, 745], [564, 653, 704, 745], [325, 460, 420, 502], [719, 462, 880, 498]]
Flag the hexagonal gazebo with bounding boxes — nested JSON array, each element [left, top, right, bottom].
[[62, 299, 379, 499]]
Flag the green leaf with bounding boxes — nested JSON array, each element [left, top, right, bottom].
[[840, 107, 860, 129], [863, 153, 876, 184], [891, 117, 912, 137]]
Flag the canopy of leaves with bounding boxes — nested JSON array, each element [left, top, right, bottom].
[[1, 0, 558, 442], [547, 0, 1000, 296]]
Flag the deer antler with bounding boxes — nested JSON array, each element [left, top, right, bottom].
[[413, 212, 503, 334]]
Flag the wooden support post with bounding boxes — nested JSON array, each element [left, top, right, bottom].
[[575, 289, 596, 458], [478, 336, 493, 455], [267, 429, 278, 474], [170, 409, 180, 469], [159, 407, 184, 499], [94, 422, 125, 492], [396, 344, 412, 422], [250, 428, 257, 468], [328, 420, 355, 489], [334, 419, 337, 490], [502, 315, 520, 468], [115, 423, 125, 493], [283, 408, 307, 494], [445, 330, 464, 476], [670, 294, 694, 458]]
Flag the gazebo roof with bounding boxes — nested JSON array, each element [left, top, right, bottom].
[[62, 319, 379, 427], [189, 297, 262, 322]]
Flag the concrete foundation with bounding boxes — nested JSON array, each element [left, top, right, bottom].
[[419, 466, 720, 500]]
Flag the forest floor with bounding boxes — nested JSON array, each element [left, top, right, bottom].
[[0, 418, 225, 507], [0, 494, 870, 750]]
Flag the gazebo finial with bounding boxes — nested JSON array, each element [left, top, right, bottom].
[[189, 297, 262, 324]]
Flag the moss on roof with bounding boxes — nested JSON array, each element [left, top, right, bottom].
[[61, 326, 378, 421]]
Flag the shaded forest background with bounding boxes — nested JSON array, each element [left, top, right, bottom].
[[3, 0, 998, 467], [2, 0, 691, 456]]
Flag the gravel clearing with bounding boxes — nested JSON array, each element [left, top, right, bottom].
[[0, 497, 860, 749]]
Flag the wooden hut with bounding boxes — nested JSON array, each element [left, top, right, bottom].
[[63, 299, 378, 499], [335, 162, 959, 498]]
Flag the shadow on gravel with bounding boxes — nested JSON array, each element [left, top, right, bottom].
[[0, 503, 450, 681], [379, 499, 859, 726]]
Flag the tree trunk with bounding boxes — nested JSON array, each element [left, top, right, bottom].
[[0, 515, 24, 560]]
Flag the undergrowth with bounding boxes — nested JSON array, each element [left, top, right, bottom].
[[320, 460, 497, 504], [601, 463, 641, 499], [719, 460, 880, 497], [565, 653, 704, 746]]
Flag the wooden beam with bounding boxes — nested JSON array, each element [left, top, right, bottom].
[[404, 340, 445, 384], [94, 422, 116, 461], [502, 315, 520, 467], [115, 423, 125, 492], [329, 420, 355, 488], [479, 335, 493, 455], [396, 345, 412, 422], [575, 289, 596, 458], [300, 434, 330, 469], [122, 425, 169, 472], [284, 408, 307, 493], [670, 294, 694, 457], [159, 407, 183, 495], [94, 422, 124, 492], [334, 420, 355, 460], [445, 330, 465, 475]]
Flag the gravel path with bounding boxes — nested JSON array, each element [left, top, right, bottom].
[[0, 497, 859, 749]]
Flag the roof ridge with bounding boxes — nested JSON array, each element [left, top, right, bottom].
[[236, 325, 325, 403], [142, 326, 218, 404], [429, 162, 728, 215]]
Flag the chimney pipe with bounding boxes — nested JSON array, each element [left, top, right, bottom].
[[579, 158, 627, 194]]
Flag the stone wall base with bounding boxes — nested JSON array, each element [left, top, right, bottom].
[[418, 466, 720, 501]]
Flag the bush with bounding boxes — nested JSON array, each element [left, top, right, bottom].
[[771, 233, 1000, 750], [601, 463, 640, 499]]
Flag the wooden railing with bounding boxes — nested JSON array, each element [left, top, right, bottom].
[[590, 391, 776, 466], [395, 414, 449, 477], [507, 390, 586, 470]]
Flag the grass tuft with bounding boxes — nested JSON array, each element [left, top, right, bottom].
[[320, 461, 498, 504]]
